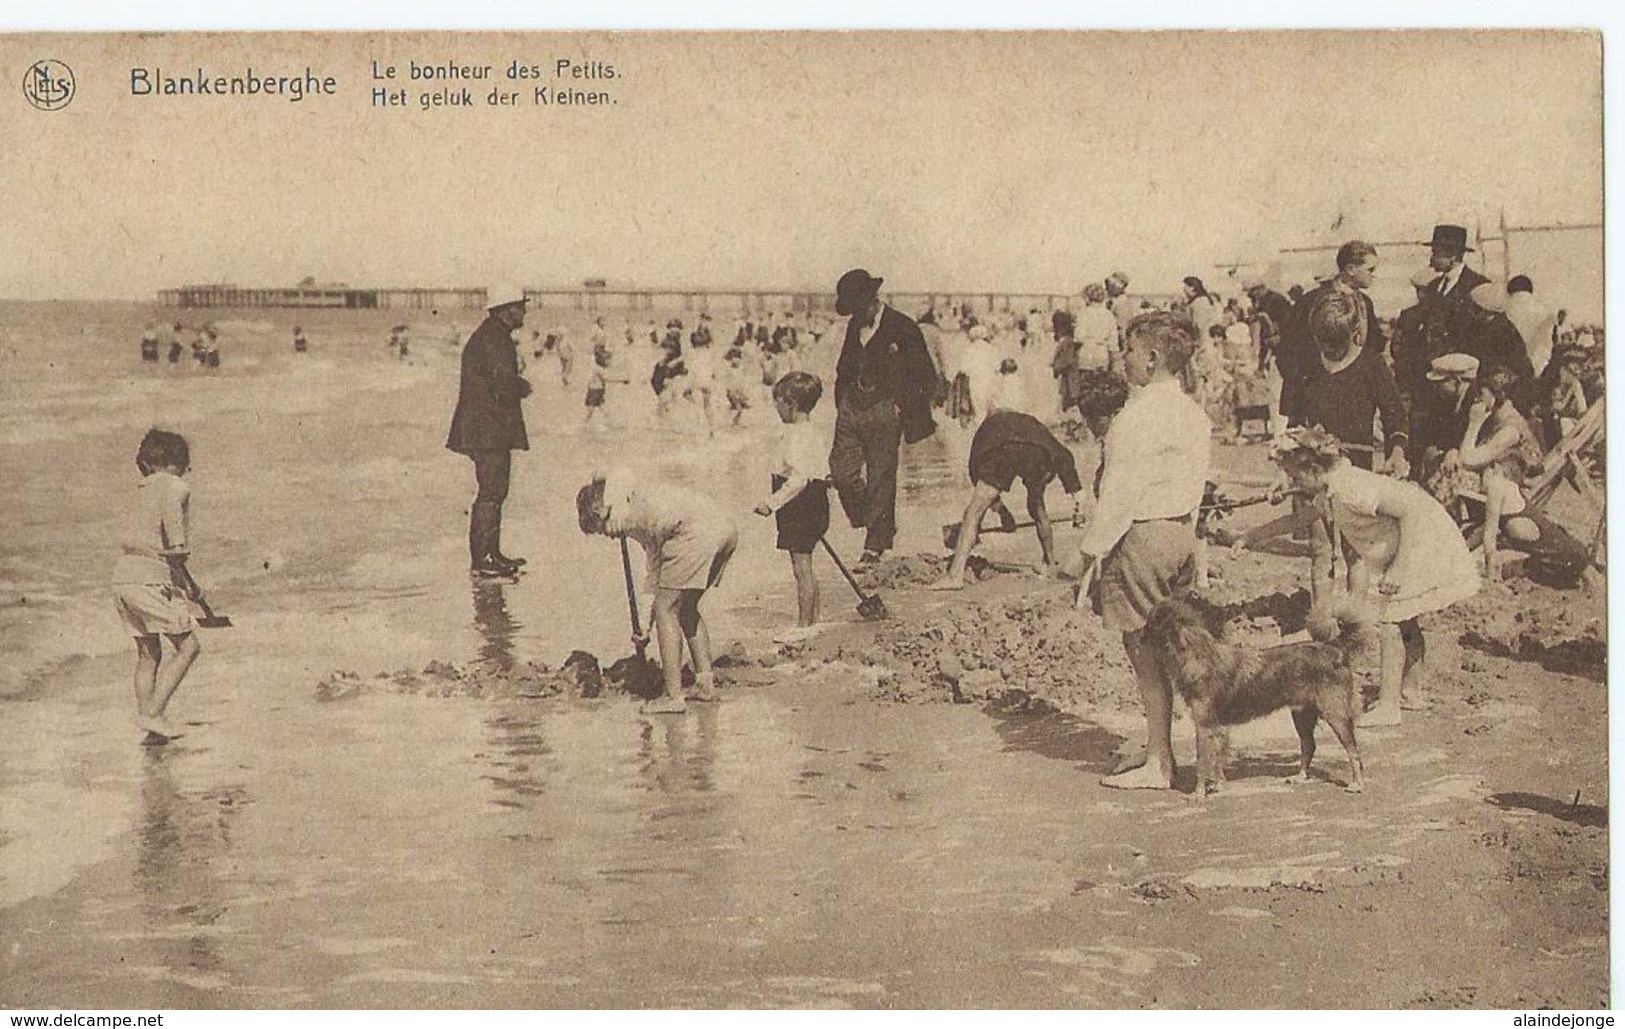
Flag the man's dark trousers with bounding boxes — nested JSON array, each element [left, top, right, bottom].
[[830, 400, 902, 554], [468, 448, 511, 566]]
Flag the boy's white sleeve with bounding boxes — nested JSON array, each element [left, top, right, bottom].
[[160, 478, 191, 556], [1077, 418, 1138, 558], [764, 427, 830, 512]]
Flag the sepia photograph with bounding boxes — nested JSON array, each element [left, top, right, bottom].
[[0, 24, 1609, 1010]]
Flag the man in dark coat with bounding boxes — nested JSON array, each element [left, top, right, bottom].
[[1279, 240, 1383, 421], [1241, 276, 1294, 377], [1390, 266, 1447, 401], [1423, 223, 1491, 359], [1461, 282, 1537, 406], [829, 268, 938, 562], [447, 285, 532, 576]]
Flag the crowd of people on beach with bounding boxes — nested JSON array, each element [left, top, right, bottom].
[[118, 225, 1605, 799]]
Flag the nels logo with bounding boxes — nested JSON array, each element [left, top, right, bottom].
[[24, 59, 75, 111]]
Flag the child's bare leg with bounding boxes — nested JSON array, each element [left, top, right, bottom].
[[791, 552, 819, 626], [1308, 512, 1333, 604], [646, 587, 688, 712], [1483, 483, 1505, 581], [1103, 630, 1176, 789], [132, 636, 162, 718], [930, 482, 1000, 589], [1399, 619, 1427, 708], [1360, 623, 1404, 727], [1026, 487, 1054, 569], [1345, 548, 1369, 600], [148, 632, 200, 723], [677, 590, 717, 701]]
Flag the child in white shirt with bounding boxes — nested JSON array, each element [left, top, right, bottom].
[[753, 372, 831, 629]]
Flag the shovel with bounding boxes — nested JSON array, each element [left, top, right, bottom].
[[941, 515, 1067, 552], [176, 564, 232, 628], [817, 538, 888, 620], [619, 536, 651, 663]]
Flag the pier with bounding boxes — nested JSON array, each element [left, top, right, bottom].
[[157, 282, 1142, 317]]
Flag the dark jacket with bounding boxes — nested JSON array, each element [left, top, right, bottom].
[[447, 313, 531, 454], [834, 305, 938, 443], [968, 410, 1083, 494], [1390, 298, 1445, 398], [1288, 345, 1408, 469], [1430, 264, 1492, 359], [1252, 289, 1295, 374], [1278, 282, 1380, 418]]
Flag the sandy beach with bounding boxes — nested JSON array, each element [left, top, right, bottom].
[[0, 302, 1607, 1008]]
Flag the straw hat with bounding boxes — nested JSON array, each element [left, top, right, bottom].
[[486, 283, 527, 310], [1426, 353, 1480, 381], [1469, 282, 1508, 313]]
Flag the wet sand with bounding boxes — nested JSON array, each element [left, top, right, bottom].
[[0, 303, 1608, 1007]]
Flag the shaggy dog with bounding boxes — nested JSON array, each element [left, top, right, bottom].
[[1140, 594, 1368, 796]]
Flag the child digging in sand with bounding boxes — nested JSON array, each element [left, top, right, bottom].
[[928, 407, 1085, 590], [1265, 425, 1479, 726], [578, 470, 740, 714], [753, 372, 830, 633], [112, 429, 203, 742]]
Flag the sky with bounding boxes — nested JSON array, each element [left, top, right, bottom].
[[0, 29, 1603, 302]]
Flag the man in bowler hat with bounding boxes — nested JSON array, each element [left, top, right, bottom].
[[447, 284, 533, 577], [828, 268, 938, 563]]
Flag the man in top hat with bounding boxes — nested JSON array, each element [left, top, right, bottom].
[[829, 268, 938, 563], [447, 284, 533, 577], [1425, 223, 1491, 356]]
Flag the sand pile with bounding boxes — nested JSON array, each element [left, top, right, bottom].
[[841, 592, 1140, 711], [1449, 579, 1606, 684], [315, 649, 664, 703], [856, 552, 1033, 591]]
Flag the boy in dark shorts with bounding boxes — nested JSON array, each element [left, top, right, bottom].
[[753, 372, 830, 630], [928, 409, 1084, 590]]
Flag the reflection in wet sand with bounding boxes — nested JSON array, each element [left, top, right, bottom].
[[471, 580, 520, 672], [133, 748, 245, 992]]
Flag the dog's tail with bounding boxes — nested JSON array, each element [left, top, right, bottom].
[[1305, 594, 1372, 658]]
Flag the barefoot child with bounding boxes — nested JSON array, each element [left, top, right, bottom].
[[578, 470, 740, 714], [1062, 312, 1212, 790], [753, 372, 831, 629], [1271, 426, 1479, 726], [583, 343, 631, 426], [928, 408, 1084, 590], [112, 429, 203, 742]]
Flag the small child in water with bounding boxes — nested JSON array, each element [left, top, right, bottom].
[[112, 429, 204, 742], [578, 470, 739, 714], [753, 372, 830, 631], [583, 343, 631, 426]]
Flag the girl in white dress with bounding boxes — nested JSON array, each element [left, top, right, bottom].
[[1272, 426, 1480, 726]]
